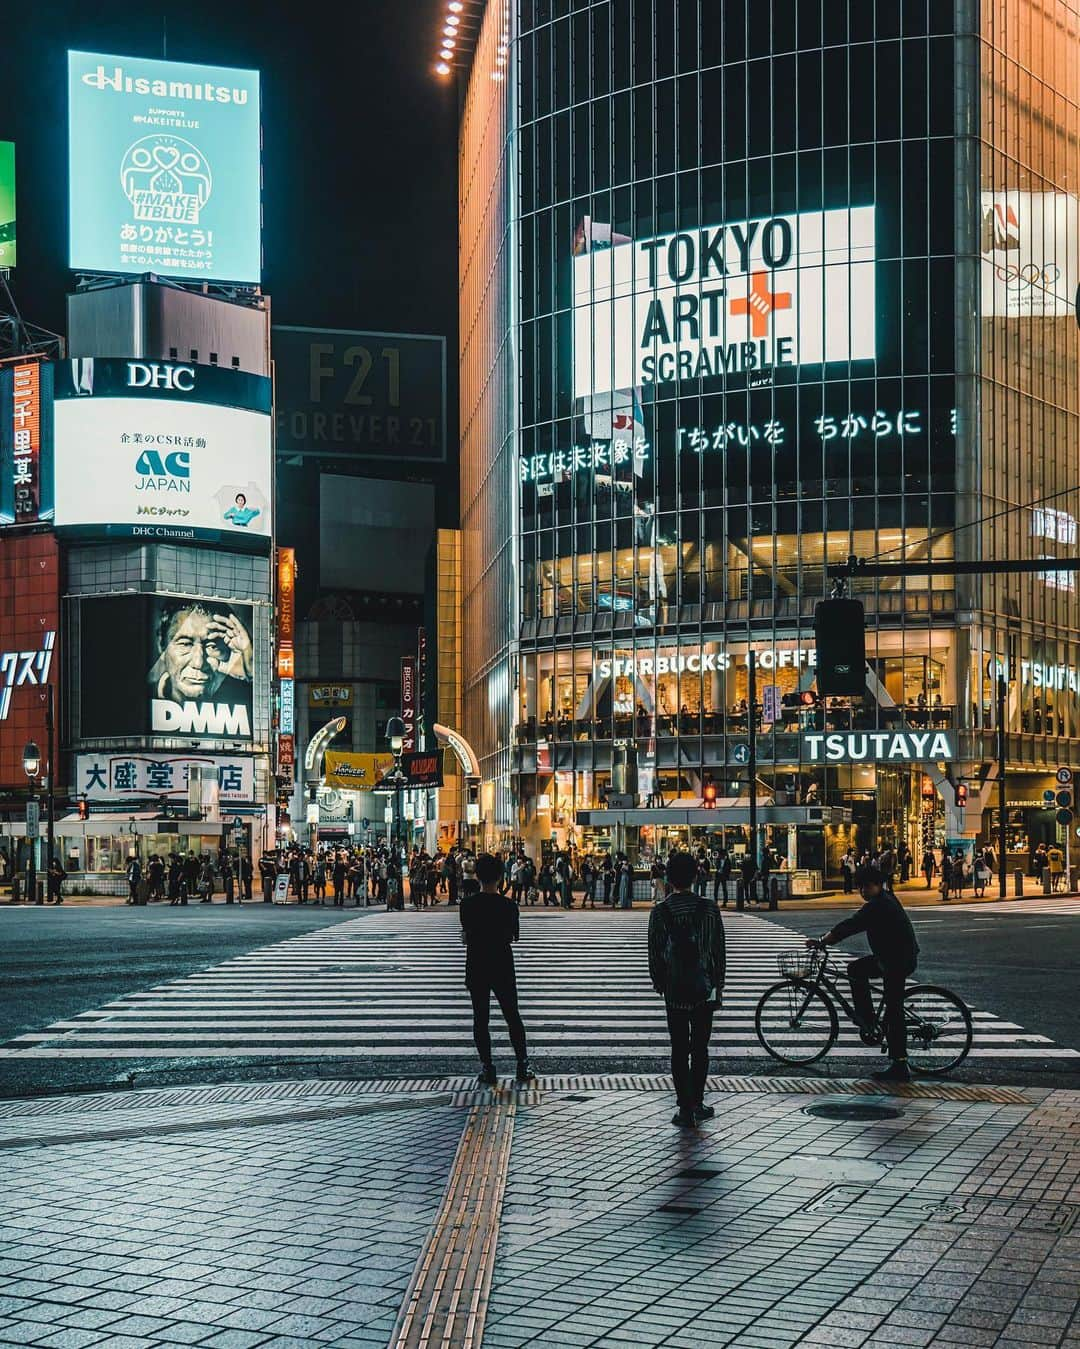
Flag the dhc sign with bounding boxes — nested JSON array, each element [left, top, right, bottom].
[[802, 730, 956, 763]]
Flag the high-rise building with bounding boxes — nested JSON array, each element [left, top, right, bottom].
[[458, 1, 1079, 880]]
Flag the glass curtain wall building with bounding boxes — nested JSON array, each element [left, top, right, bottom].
[[459, 0, 1080, 877]]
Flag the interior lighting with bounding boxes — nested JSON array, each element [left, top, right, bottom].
[[443, 24, 457, 36], [445, 14, 459, 26], [448, 1, 463, 10], [435, 61, 450, 74]]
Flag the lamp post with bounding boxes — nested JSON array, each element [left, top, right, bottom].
[[22, 738, 41, 904], [386, 716, 405, 857]]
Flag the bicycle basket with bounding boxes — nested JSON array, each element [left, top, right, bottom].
[[777, 949, 824, 981]]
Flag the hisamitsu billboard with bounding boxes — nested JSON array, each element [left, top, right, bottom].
[[68, 50, 261, 284]]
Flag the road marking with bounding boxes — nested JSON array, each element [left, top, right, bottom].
[[2, 911, 1075, 1062]]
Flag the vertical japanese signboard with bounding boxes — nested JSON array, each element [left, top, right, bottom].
[[401, 655, 417, 752], [10, 361, 41, 522], [417, 626, 427, 750], [276, 546, 296, 772]]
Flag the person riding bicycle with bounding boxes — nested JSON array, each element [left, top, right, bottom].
[[810, 864, 920, 1083]]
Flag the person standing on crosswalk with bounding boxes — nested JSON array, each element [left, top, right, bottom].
[[648, 852, 726, 1128], [460, 852, 535, 1087]]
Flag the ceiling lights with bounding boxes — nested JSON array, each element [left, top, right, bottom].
[[433, 0, 488, 79]]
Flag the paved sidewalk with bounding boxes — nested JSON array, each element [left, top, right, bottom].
[[0, 1074, 1076, 1347]]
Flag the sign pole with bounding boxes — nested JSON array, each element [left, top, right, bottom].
[[997, 677, 1007, 900], [748, 648, 758, 902]]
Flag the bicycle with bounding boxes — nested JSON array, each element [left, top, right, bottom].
[[754, 944, 973, 1074]]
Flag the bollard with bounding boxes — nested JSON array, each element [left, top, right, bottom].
[[736, 879, 745, 912], [1042, 868, 1052, 895], [769, 877, 779, 911], [1013, 869, 1024, 897]]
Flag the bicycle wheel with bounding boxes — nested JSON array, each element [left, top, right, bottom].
[[902, 985, 973, 1075], [755, 979, 839, 1066]]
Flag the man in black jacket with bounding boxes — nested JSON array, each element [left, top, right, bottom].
[[815, 865, 920, 1082], [648, 852, 727, 1127], [460, 853, 534, 1086]]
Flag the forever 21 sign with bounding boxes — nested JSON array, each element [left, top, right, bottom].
[[802, 730, 956, 764]]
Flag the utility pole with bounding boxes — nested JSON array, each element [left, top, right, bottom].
[[45, 685, 55, 882], [748, 648, 757, 904], [997, 676, 1007, 900]]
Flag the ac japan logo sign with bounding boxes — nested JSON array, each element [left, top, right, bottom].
[[573, 206, 876, 396]]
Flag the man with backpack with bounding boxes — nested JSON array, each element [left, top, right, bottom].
[[648, 851, 727, 1128]]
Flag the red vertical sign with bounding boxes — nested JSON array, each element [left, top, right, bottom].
[[401, 655, 417, 752]]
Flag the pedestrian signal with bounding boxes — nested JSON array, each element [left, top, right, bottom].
[[813, 598, 866, 696], [955, 782, 968, 808], [702, 779, 718, 808], [77, 797, 89, 820]]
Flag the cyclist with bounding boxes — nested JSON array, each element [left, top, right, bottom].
[[810, 864, 920, 1083]]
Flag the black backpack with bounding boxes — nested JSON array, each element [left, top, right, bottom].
[[661, 897, 710, 1005]]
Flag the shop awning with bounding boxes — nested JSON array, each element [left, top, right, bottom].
[[0, 814, 229, 838]]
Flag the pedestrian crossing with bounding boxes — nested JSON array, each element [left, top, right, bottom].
[[0, 909, 1075, 1062], [934, 897, 1080, 916]]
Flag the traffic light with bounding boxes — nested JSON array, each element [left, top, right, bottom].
[[814, 597, 867, 696], [955, 782, 968, 808], [77, 797, 89, 821], [702, 778, 718, 808]]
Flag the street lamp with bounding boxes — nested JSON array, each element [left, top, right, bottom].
[[386, 716, 406, 855], [22, 740, 40, 904]]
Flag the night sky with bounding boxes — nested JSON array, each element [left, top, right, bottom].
[[2, 1, 459, 346]]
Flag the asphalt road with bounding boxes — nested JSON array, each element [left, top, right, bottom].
[[0, 898, 1076, 1098]]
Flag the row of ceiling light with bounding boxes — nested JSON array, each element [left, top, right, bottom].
[[434, 0, 509, 79]]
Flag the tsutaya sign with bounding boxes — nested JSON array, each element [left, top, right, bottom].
[[574, 207, 875, 397], [802, 731, 956, 764], [596, 646, 816, 679]]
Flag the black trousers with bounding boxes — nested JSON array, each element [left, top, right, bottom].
[[665, 1003, 715, 1110], [468, 969, 528, 1064], [847, 955, 909, 1061]]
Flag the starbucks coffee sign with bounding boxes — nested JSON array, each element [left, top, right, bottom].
[[802, 730, 956, 763]]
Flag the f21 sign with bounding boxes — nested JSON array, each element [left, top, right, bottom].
[[573, 207, 876, 396]]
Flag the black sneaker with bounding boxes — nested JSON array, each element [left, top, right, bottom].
[[515, 1060, 537, 1084], [694, 1104, 716, 1122], [477, 1063, 497, 1086], [671, 1108, 696, 1127], [872, 1061, 912, 1084]]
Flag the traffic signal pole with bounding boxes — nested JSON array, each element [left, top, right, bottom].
[[997, 675, 1007, 900]]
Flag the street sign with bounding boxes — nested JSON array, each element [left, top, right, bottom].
[[762, 685, 781, 724], [273, 873, 290, 904], [361, 817, 370, 830], [25, 799, 39, 839], [1057, 808, 1074, 826], [1057, 767, 1073, 785], [732, 743, 751, 765], [232, 816, 243, 828]]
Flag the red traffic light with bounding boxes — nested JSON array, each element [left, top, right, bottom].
[[77, 797, 89, 820], [702, 780, 718, 808], [955, 783, 968, 808]]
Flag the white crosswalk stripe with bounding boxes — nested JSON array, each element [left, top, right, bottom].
[[0, 909, 1075, 1060], [935, 897, 1080, 916]]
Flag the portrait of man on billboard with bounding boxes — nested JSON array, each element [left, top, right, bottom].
[[148, 598, 253, 738]]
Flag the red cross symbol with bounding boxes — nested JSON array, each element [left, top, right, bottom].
[[730, 271, 792, 338]]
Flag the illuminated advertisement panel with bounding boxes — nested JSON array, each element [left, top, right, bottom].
[[0, 533, 59, 789], [573, 207, 876, 399], [53, 358, 271, 547], [980, 192, 1079, 318], [0, 141, 14, 267], [79, 594, 255, 743], [68, 50, 261, 283], [0, 358, 54, 525]]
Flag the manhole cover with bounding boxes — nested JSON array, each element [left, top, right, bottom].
[[805, 1101, 903, 1122]]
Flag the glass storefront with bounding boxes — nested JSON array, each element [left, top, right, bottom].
[[458, 2, 1080, 869]]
